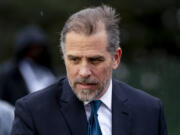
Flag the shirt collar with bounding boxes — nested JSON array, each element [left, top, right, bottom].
[[99, 79, 112, 111]]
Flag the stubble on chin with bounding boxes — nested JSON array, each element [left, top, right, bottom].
[[76, 89, 91, 102], [68, 75, 111, 102], [72, 85, 105, 102]]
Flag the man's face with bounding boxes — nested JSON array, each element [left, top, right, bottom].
[[64, 30, 121, 102]]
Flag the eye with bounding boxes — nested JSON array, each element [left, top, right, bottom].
[[71, 58, 80, 64], [89, 57, 105, 65], [68, 55, 80, 64]]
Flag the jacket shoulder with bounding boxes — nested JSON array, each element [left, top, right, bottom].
[[12, 76, 71, 135], [113, 79, 161, 108], [15, 76, 66, 110]]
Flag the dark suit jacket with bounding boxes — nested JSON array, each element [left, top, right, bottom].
[[11, 76, 168, 135]]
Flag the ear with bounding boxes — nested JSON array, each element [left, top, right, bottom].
[[112, 47, 122, 70]]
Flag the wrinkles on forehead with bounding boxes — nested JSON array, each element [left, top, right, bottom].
[[65, 30, 108, 56]]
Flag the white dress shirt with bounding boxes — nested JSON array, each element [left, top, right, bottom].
[[84, 80, 112, 135]]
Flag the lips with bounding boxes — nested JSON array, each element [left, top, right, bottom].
[[77, 83, 97, 89]]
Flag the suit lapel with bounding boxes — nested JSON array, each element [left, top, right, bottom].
[[58, 78, 132, 135], [58, 79, 88, 135], [112, 80, 132, 135]]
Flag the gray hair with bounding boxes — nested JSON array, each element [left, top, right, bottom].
[[60, 5, 120, 56]]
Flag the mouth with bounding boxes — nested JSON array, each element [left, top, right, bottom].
[[76, 83, 97, 89]]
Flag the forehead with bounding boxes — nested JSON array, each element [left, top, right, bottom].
[[65, 31, 108, 56]]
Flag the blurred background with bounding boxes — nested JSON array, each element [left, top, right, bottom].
[[0, 0, 179, 134]]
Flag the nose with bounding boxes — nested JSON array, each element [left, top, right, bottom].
[[79, 64, 91, 78]]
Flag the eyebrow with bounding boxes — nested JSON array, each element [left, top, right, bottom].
[[88, 55, 105, 60], [67, 55, 79, 59], [67, 54, 104, 59]]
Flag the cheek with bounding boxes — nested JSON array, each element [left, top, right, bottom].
[[66, 64, 77, 79], [93, 65, 111, 81]]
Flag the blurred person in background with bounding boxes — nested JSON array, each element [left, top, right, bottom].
[[0, 26, 56, 105], [0, 100, 14, 135]]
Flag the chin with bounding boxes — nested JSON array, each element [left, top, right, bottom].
[[75, 88, 103, 102]]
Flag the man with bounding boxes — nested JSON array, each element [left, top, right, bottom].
[[11, 5, 168, 135], [0, 26, 56, 105]]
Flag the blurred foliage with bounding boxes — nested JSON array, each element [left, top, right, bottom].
[[0, 0, 179, 134]]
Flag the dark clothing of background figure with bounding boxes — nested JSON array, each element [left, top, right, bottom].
[[11, 76, 168, 135], [0, 26, 56, 105], [0, 60, 29, 105], [0, 59, 56, 105]]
